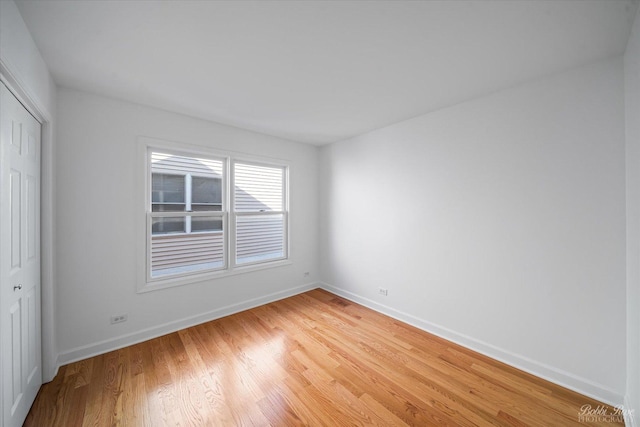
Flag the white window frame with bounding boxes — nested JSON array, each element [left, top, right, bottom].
[[136, 137, 291, 293]]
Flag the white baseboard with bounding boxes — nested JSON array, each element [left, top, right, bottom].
[[319, 282, 624, 408], [57, 282, 318, 368], [43, 355, 60, 383]]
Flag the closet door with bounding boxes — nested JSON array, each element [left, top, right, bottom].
[[1, 82, 42, 427]]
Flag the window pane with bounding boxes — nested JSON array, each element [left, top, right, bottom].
[[152, 152, 224, 213], [151, 229, 224, 278], [236, 214, 284, 265], [191, 204, 222, 212], [152, 216, 185, 234], [152, 204, 185, 212], [192, 177, 222, 206], [152, 173, 185, 204], [191, 216, 223, 233], [152, 152, 223, 188], [234, 163, 283, 212]]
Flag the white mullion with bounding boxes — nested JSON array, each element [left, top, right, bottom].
[[282, 166, 287, 211], [146, 150, 153, 282], [185, 173, 192, 233], [223, 157, 230, 270], [283, 211, 289, 258], [150, 211, 224, 218], [222, 212, 228, 269], [284, 166, 289, 259], [229, 159, 237, 269], [234, 210, 285, 217], [146, 212, 150, 282]]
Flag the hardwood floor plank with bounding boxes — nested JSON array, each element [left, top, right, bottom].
[[359, 393, 412, 427], [256, 386, 306, 426], [80, 353, 107, 427], [178, 328, 236, 425], [202, 322, 271, 426], [64, 383, 88, 427], [26, 289, 623, 426], [149, 335, 183, 426], [138, 337, 167, 426]]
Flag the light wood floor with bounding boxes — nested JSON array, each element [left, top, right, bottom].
[[25, 289, 622, 426]]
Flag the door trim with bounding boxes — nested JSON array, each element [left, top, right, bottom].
[[1, 57, 58, 382]]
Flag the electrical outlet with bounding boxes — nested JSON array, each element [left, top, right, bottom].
[[111, 314, 128, 324], [378, 288, 388, 296]]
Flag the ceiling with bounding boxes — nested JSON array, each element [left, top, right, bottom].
[[15, 0, 639, 145]]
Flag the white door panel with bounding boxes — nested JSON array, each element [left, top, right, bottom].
[[1, 81, 42, 427], [9, 169, 21, 270]]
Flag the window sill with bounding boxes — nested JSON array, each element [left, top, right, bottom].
[[137, 259, 293, 294]]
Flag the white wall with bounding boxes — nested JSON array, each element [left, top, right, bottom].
[[320, 57, 626, 404], [625, 6, 640, 425], [0, 0, 58, 381], [0, 0, 55, 113], [55, 88, 319, 362]]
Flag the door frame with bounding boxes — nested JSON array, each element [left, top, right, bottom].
[[1, 58, 57, 384]]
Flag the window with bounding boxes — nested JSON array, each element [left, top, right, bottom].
[[144, 147, 288, 288], [149, 152, 225, 278], [234, 162, 287, 265]]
